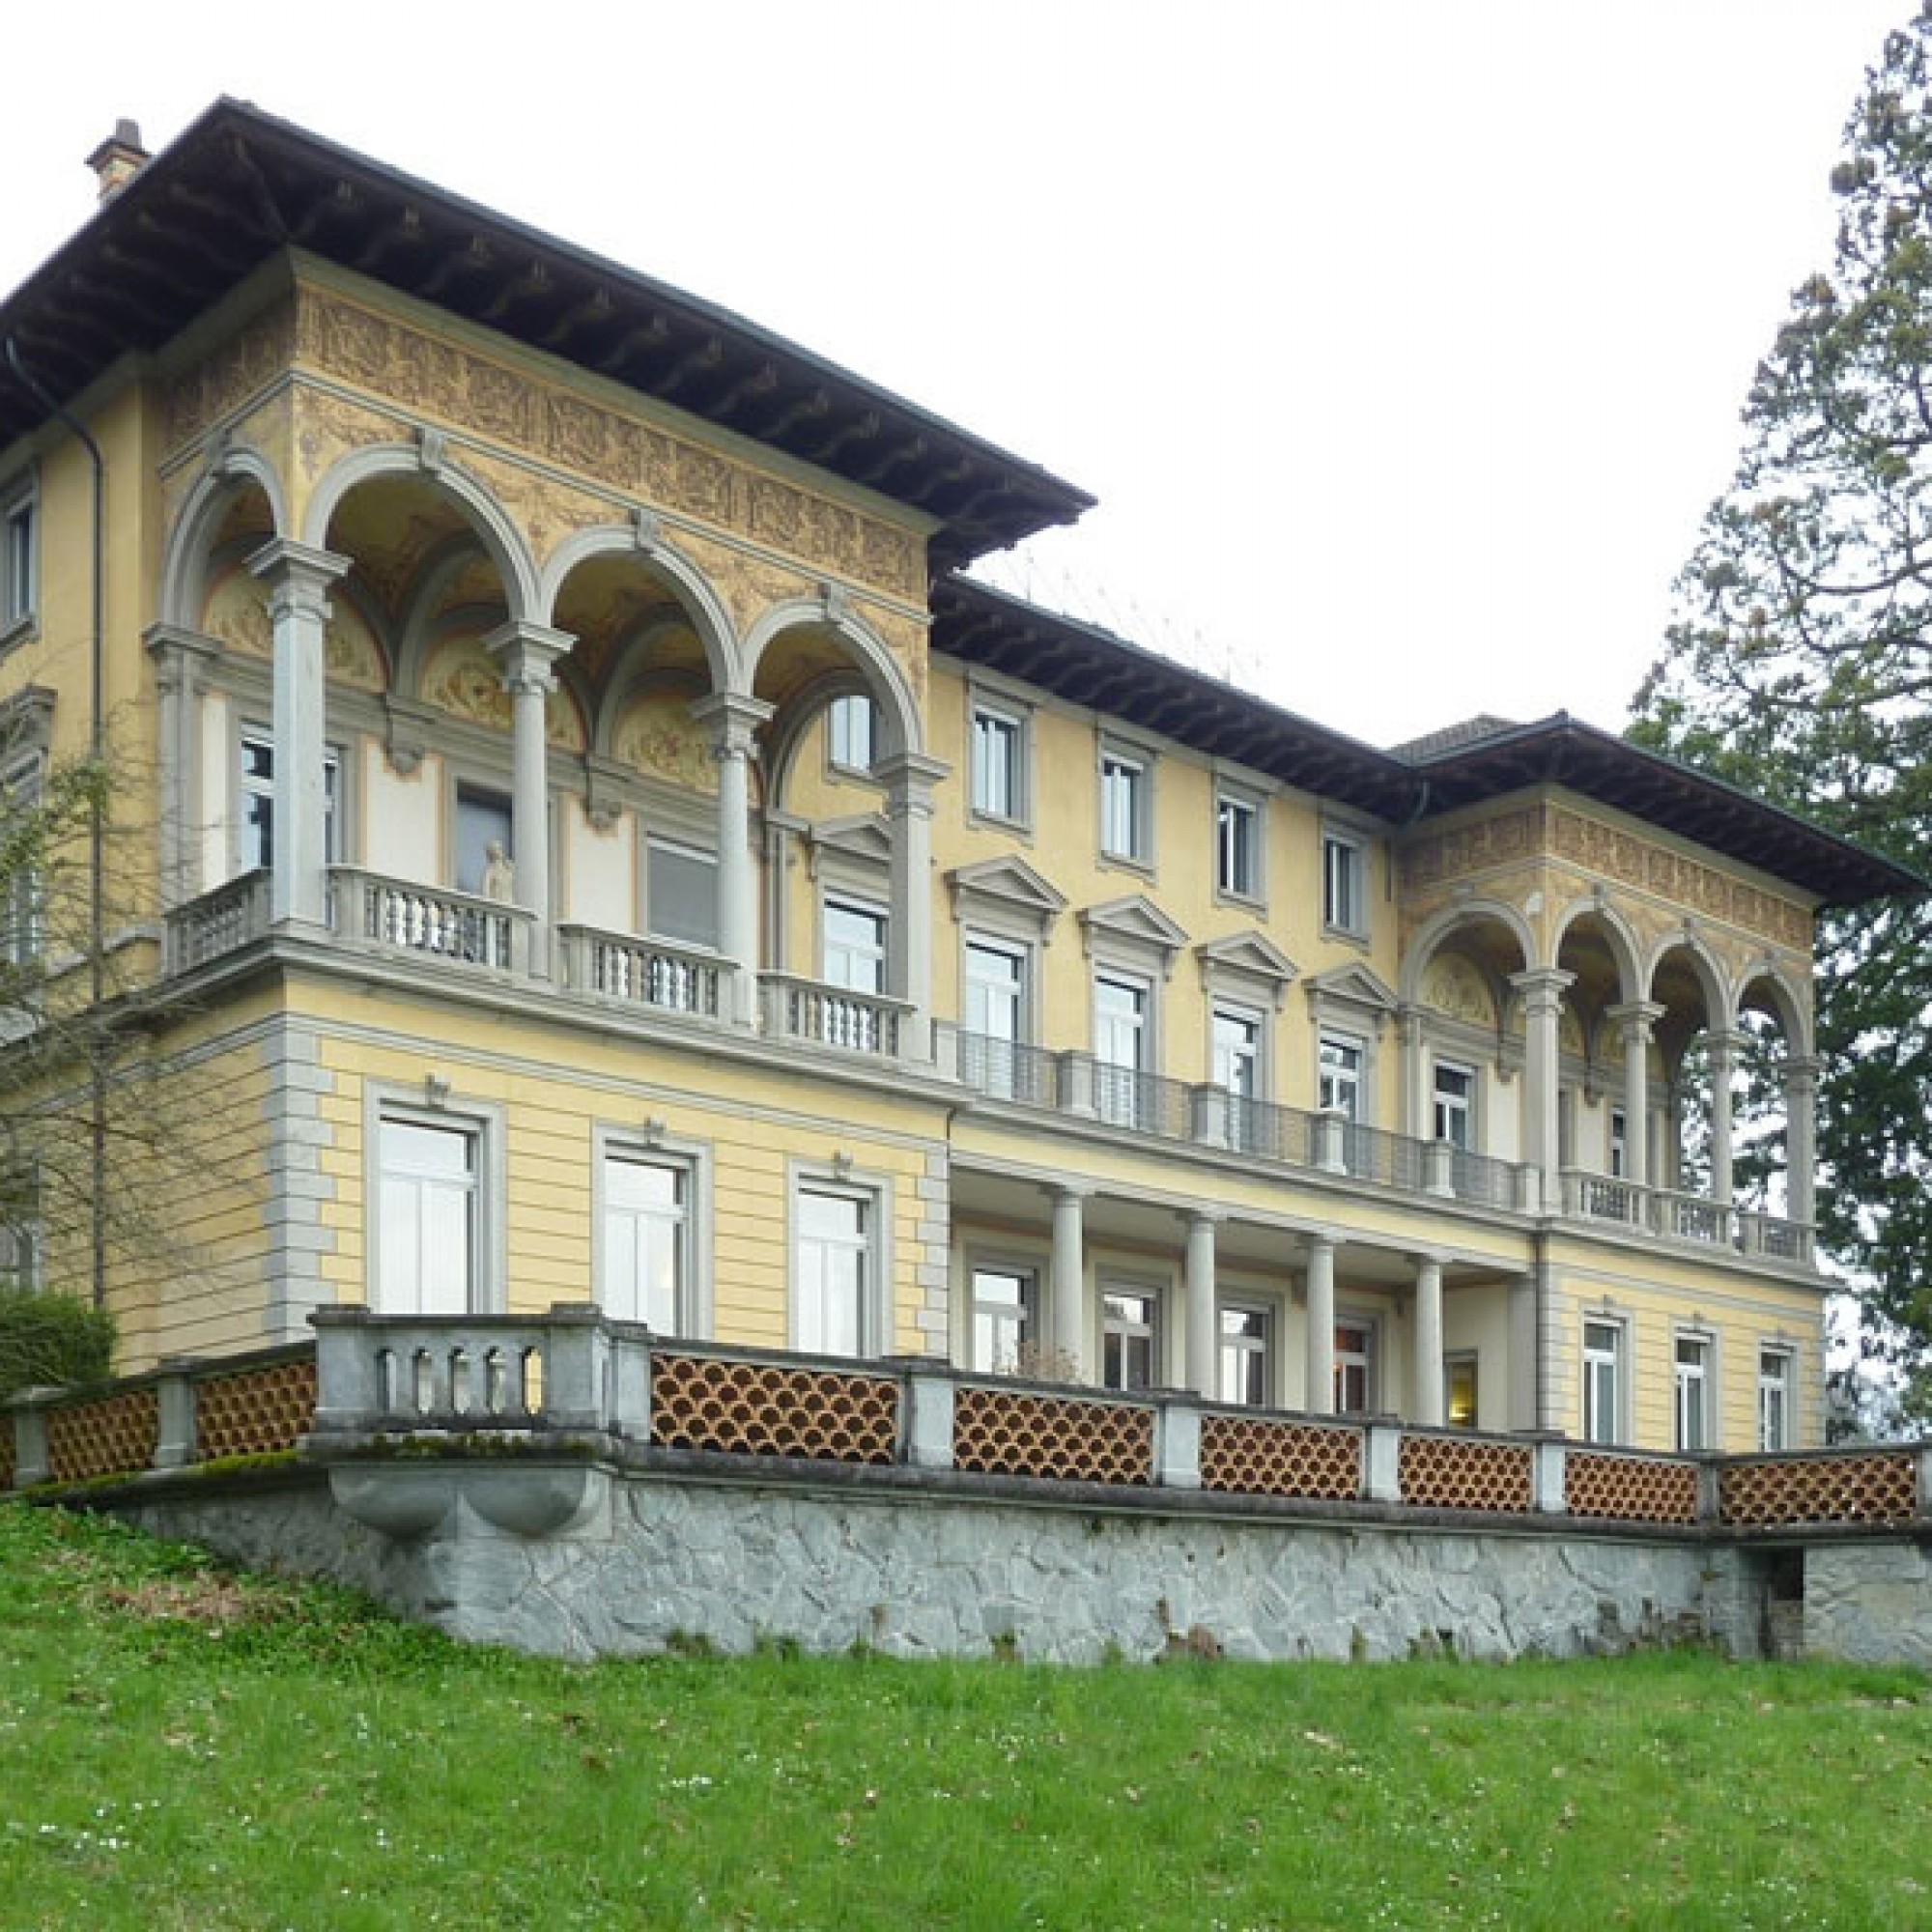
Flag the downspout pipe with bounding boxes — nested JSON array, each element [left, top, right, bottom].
[[3, 338, 108, 1311]]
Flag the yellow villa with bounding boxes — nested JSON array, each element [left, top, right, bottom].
[[0, 102, 1914, 1457]]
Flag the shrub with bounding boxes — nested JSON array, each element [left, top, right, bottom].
[[0, 1289, 116, 1404]]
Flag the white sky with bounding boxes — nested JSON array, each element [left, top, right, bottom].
[[0, 2, 1907, 747]]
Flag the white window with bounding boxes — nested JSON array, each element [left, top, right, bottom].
[[823, 897, 887, 994], [828, 695, 875, 774], [1758, 1347, 1794, 1452], [970, 703, 1026, 823], [1609, 1106, 1629, 1179], [1319, 1033, 1365, 1122], [377, 1115, 480, 1315], [971, 1264, 1035, 1374], [1212, 1008, 1261, 1099], [965, 936, 1027, 1096], [1433, 1061, 1474, 1149], [1098, 746, 1150, 865], [240, 731, 341, 873], [1675, 1333, 1712, 1453], [646, 838, 718, 950], [0, 758, 43, 969], [454, 783, 512, 896], [600, 1151, 692, 1332], [1, 485, 35, 633], [1102, 1287, 1158, 1391], [1216, 791, 1260, 900], [1094, 972, 1149, 1126], [1321, 831, 1365, 936], [1334, 1319, 1375, 1414], [1219, 1303, 1270, 1407], [1583, 1319, 1624, 1445], [794, 1182, 874, 1356], [1445, 1352, 1479, 1430]]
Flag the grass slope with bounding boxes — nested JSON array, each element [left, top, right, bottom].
[[1, 1506, 1929, 1930]]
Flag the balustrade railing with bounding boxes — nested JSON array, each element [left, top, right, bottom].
[[556, 924, 725, 1019], [1562, 1169, 1647, 1228], [162, 867, 272, 974], [330, 867, 531, 976], [760, 973, 910, 1057]]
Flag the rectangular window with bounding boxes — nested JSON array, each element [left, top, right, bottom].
[[1321, 832, 1365, 936], [1433, 1062, 1474, 1149], [1212, 1006, 1262, 1151], [1098, 747, 1150, 865], [970, 704, 1025, 822], [971, 1264, 1035, 1374], [1219, 1303, 1270, 1406], [1609, 1106, 1629, 1179], [0, 1166, 40, 1293], [1583, 1319, 1623, 1445], [1102, 1287, 1157, 1391], [795, 1183, 873, 1356], [0, 759, 43, 969], [1319, 1034, 1365, 1122], [828, 695, 875, 774], [1334, 1319, 1375, 1415], [377, 1115, 479, 1316], [1675, 1333, 1712, 1453], [1758, 1347, 1794, 1452], [965, 937, 1026, 1096], [646, 838, 719, 950], [454, 783, 512, 896], [1094, 972, 1149, 1126], [240, 731, 341, 874], [1445, 1352, 1479, 1430], [823, 897, 887, 994], [1216, 792, 1260, 899], [601, 1151, 691, 1332], [1, 489, 34, 632]]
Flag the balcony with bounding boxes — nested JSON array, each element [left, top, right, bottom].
[[1560, 1169, 1813, 1265], [329, 867, 534, 976], [557, 924, 727, 1020]]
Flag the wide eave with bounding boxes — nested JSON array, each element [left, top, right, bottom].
[[0, 99, 1093, 571]]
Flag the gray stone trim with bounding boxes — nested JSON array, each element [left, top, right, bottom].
[[260, 1017, 340, 1346]]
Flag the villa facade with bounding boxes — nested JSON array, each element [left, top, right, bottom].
[[0, 102, 1915, 1455]]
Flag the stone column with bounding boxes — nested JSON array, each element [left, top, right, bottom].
[[693, 694, 773, 1026], [1782, 1053, 1820, 1228], [1182, 1209, 1220, 1399], [1048, 1183, 1090, 1382], [249, 540, 350, 930], [1396, 1003, 1428, 1141], [1411, 1251, 1445, 1427], [1303, 1233, 1337, 1415], [485, 621, 572, 975], [876, 751, 948, 1062], [1511, 968, 1575, 1201], [1606, 1000, 1664, 1188], [1706, 1027, 1747, 1206], [144, 627, 219, 911]]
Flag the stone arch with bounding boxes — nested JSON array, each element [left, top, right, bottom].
[[589, 612, 717, 759], [1735, 961, 1813, 1058], [1643, 926, 1730, 1031], [158, 443, 291, 629], [1398, 898, 1536, 1009], [742, 597, 923, 762], [762, 665, 875, 806], [539, 523, 741, 695], [1549, 894, 1644, 1003], [391, 537, 512, 703], [301, 442, 539, 623]]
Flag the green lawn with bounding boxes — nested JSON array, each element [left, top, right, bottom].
[[1, 1505, 1928, 1930]]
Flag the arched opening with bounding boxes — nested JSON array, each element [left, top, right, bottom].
[[1405, 907, 1529, 1167], [1553, 905, 1642, 1187]]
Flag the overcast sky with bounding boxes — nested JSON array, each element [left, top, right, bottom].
[[0, 2, 1907, 746]]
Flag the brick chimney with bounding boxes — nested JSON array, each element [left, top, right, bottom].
[[85, 119, 150, 203]]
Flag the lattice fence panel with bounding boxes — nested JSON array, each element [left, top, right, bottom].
[[952, 1387, 1152, 1486], [46, 1389, 159, 1485], [1399, 1435, 1534, 1514], [1198, 1414, 1361, 1501], [1720, 1452, 1918, 1528], [649, 1354, 899, 1463], [1565, 1451, 1699, 1525], [196, 1357, 318, 1461]]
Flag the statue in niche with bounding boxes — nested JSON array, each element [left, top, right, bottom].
[[480, 841, 515, 903]]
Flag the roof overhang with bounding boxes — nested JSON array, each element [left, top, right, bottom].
[[0, 99, 1094, 571]]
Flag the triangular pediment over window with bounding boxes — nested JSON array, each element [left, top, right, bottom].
[[948, 854, 1067, 940], [1080, 895, 1189, 975], [1304, 961, 1398, 1032], [806, 812, 893, 873], [1199, 930, 1299, 1010]]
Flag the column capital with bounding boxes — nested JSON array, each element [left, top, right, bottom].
[[1782, 1054, 1824, 1086], [142, 621, 222, 669], [692, 691, 774, 757], [1605, 999, 1666, 1036], [483, 619, 574, 691], [874, 750, 951, 806], [1181, 1207, 1226, 1234], [1302, 1229, 1340, 1260], [1044, 1180, 1094, 1207], [1409, 1248, 1448, 1273], [1702, 1026, 1751, 1065], [1508, 966, 1576, 1012], [247, 538, 351, 603]]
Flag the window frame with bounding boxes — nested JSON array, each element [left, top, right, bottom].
[[1321, 826, 1368, 940], [593, 1126, 712, 1337], [1319, 1030, 1367, 1122], [1100, 1280, 1161, 1392], [1432, 1058, 1476, 1150], [642, 834, 721, 952], [0, 472, 37, 644], [237, 723, 345, 879], [1217, 1299, 1272, 1407], [962, 930, 1033, 1097], [968, 1258, 1037, 1376], [1444, 1350, 1479, 1430], [1757, 1344, 1796, 1452], [1096, 737, 1154, 870], [1582, 1315, 1626, 1446], [1333, 1313, 1378, 1415], [365, 1090, 506, 1317], [1093, 967, 1153, 1127], [1674, 1329, 1715, 1454], [968, 694, 1031, 830], [1213, 784, 1264, 906], [822, 893, 889, 995], [826, 693, 877, 778], [0, 750, 44, 972], [788, 1162, 891, 1358]]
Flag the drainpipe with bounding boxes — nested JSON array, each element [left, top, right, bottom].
[[3, 338, 108, 1310]]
